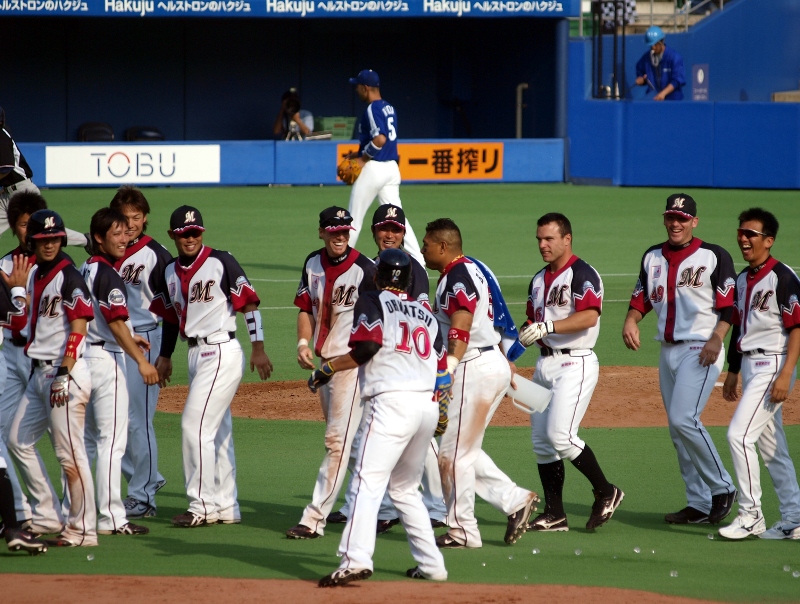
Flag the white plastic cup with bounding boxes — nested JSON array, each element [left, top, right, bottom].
[[507, 376, 552, 414]]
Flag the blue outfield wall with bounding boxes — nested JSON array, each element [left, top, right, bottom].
[[19, 138, 564, 187]]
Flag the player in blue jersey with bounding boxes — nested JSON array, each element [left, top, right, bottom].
[[344, 70, 422, 265]]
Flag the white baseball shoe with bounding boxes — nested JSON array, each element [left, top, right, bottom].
[[759, 520, 800, 540], [718, 513, 766, 539]]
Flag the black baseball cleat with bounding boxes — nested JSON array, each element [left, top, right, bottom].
[[318, 568, 372, 587], [44, 535, 79, 548], [528, 512, 569, 532], [326, 511, 348, 524], [586, 485, 624, 530], [430, 518, 447, 529], [376, 518, 400, 535], [286, 524, 321, 539], [435, 533, 466, 549], [6, 528, 48, 555], [709, 490, 737, 525], [505, 493, 539, 544], [664, 506, 710, 524]]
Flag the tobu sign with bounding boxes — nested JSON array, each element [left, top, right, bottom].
[[45, 144, 221, 184], [336, 142, 504, 181]]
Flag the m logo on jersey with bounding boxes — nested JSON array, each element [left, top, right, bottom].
[[677, 266, 706, 288], [331, 285, 356, 307], [751, 290, 773, 312], [185, 211, 196, 223], [39, 295, 61, 318], [44, 216, 56, 229], [189, 280, 215, 303], [120, 263, 146, 286], [545, 285, 570, 308]]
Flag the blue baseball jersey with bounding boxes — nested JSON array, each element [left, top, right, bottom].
[[358, 99, 399, 162]]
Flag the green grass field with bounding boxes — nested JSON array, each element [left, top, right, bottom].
[[6, 184, 800, 600]]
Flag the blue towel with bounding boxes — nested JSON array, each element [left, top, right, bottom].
[[466, 256, 526, 362]]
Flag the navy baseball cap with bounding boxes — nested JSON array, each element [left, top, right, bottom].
[[170, 205, 205, 233], [372, 204, 405, 229], [663, 193, 697, 219], [319, 206, 354, 232], [349, 70, 380, 87]]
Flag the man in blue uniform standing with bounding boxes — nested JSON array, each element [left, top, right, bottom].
[[635, 26, 686, 101]]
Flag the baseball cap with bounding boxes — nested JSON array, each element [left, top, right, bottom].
[[663, 193, 697, 219], [170, 205, 205, 233], [319, 206, 354, 232], [349, 70, 380, 88], [372, 204, 406, 229]]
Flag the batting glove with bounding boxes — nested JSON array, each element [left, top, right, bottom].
[[50, 367, 71, 408], [518, 320, 554, 347], [308, 361, 335, 394]]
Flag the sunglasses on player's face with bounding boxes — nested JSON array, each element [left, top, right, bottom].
[[176, 229, 204, 239], [737, 228, 769, 239]]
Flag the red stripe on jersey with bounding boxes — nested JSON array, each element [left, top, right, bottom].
[[315, 249, 361, 357], [348, 318, 383, 347], [661, 238, 703, 343], [739, 256, 778, 350], [64, 296, 94, 323], [629, 285, 652, 315], [439, 286, 477, 316], [230, 281, 259, 312], [716, 275, 735, 310], [574, 286, 602, 314], [150, 294, 178, 325], [781, 302, 800, 329], [293, 290, 313, 313], [114, 235, 153, 270], [26, 258, 73, 356], [174, 246, 212, 338]]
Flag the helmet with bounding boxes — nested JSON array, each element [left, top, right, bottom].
[[645, 26, 665, 47], [26, 209, 67, 253], [376, 248, 411, 291]]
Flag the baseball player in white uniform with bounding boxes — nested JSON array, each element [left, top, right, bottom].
[[8, 209, 97, 547], [720, 208, 800, 540], [287, 206, 377, 539], [0, 246, 43, 554], [517, 213, 623, 532], [623, 194, 737, 525], [343, 70, 423, 266], [330, 204, 447, 531], [111, 186, 172, 518], [0, 192, 46, 529], [151, 205, 273, 527], [421, 218, 538, 549], [315, 249, 450, 587], [80, 208, 159, 536]]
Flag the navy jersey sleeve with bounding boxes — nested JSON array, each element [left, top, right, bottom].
[[349, 291, 384, 347], [149, 259, 178, 324], [356, 254, 379, 294], [408, 257, 430, 309], [438, 263, 479, 317], [214, 250, 260, 312], [775, 263, 800, 330], [294, 250, 319, 313], [147, 240, 174, 299], [61, 265, 94, 323], [571, 259, 603, 314], [94, 263, 129, 323]]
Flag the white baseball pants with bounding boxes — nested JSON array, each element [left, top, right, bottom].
[[182, 338, 243, 522], [727, 354, 800, 523], [531, 350, 599, 462], [439, 347, 533, 548], [346, 160, 423, 266], [84, 346, 129, 533], [121, 326, 165, 508], [660, 342, 735, 513], [0, 342, 33, 522], [337, 391, 447, 580], [9, 360, 96, 545], [299, 366, 364, 535]]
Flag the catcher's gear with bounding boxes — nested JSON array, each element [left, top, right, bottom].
[[50, 367, 71, 408], [518, 320, 554, 347], [26, 209, 67, 253], [376, 248, 411, 291], [337, 157, 362, 185], [308, 361, 336, 393]]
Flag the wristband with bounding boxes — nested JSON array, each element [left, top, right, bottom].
[[363, 140, 382, 159], [447, 355, 460, 374], [64, 332, 84, 361], [244, 310, 264, 343], [10, 286, 25, 299], [448, 328, 470, 344], [297, 338, 309, 350]]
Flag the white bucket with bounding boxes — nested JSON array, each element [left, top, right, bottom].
[[507, 376, 552, 414]]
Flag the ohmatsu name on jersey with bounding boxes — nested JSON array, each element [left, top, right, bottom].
[[384, 298, 433, 327]]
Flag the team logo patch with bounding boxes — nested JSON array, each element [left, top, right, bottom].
[[532, 287, 540, 300], [336, 210, 346, 218], [582, 280, 596, 294], [789, 294, 799, 307], [452, 282, 467, 294], [651, 266, 661, 279], [235, 275, 249, 287], [724, 277, 736, 289], [386, 207, 397, 218], [108, 288, 126, 305], [71, 288, 85, 301], [357, 313, 368, 325], [185, 210, 196, 223], [672, 197, 685, 209], [169, 282, 176, 298], [44, 216, 56, 229]]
